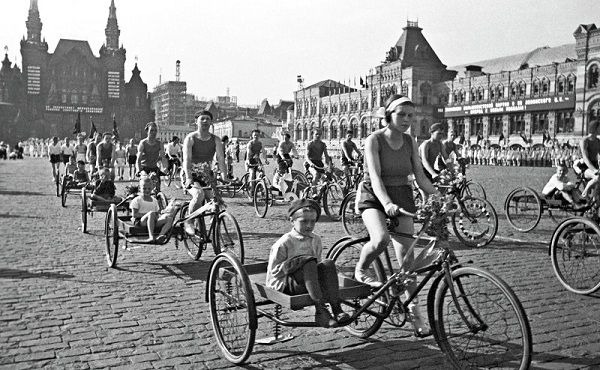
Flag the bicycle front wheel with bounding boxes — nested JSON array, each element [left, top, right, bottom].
[[550, 217, 600, 295], [433, 266, 532, 370], [461, 180, 486, 200], [163, 167, 173, 187], [253, 180, 269, 218], [452, 196, 498, 247], [215, 211, 245, 264]]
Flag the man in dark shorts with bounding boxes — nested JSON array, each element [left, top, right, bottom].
[[96, 132, 116, 180], [126, 138, 137, 180], [341, 130, 361, 177], [48, 136, 62, 181], [276, 133, 298, 171], [245, 129, 268, 191], [305, 130, 332, 186], [61, 137, 74, 165]]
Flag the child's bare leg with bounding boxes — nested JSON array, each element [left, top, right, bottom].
[[157, 215, 173, 238], [142, 212, 157, 241], [297, 261, 336, 328], [561, 191, 575, 204]]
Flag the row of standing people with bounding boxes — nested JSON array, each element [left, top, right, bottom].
[[460, 144, 581, 168]]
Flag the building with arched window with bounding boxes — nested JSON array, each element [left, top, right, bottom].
[[292, 21, 600, 151]]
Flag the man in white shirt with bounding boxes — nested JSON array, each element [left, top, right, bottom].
[[61, 137, 74, 165], [165, 136, 182, 172]]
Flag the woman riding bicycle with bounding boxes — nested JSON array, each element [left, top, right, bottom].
[[354, 94, 438, 337]]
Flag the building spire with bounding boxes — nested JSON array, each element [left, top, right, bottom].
[[105, 0, 120, 49], [26, 0, 43, 43]]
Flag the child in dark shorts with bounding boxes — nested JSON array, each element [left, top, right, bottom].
[[90, 167, 122, 203], [265, 199, 350, 328]]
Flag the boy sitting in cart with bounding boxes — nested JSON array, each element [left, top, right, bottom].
[[90, 167, 123, 204], [542, 163, 586, 209], [266, 199, 350, 328], [71, 160, 91, 188], [129, 177, 173, 243]]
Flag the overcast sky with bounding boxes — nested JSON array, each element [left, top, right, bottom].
[[1, 0, 597, 106]]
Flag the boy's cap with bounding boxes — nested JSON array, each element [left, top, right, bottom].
[[288, 198, 321, 220]]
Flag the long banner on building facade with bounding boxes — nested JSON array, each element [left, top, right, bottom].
[[442, 94, 575, 118]]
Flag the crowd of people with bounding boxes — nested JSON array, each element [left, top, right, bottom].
[[6, 99, 600, 337]]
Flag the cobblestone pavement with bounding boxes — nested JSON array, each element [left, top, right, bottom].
[[1, 158, 600, 369]]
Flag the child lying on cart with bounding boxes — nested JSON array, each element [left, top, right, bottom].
[[90, 167, 123, 204], [130, 177, 173, 243], [265, 199, 350, 328], [542, 163, 586, 209]]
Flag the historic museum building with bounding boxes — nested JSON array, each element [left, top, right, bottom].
[[0, 0, 153, 142], [292, 21, 600, 149]]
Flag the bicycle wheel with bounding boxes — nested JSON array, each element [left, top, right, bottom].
[[341, 192, 367, 237], [504, 187, 542, 232], [163, 167, 173, 187], [180, 205, 205, 260], [239, 173, 251, 198], [253, 180, 269, 218], [60, 177, 69, 207], [105, 205, 119, 268], [323, 182, 344, 221], [207, 253, 257, 364], [432, 266, 532, 370], [331, 238, 387, 338], [452, 196, 498, 247], [290, 169, 308, 184], [215, 211, 245, 263], [461, 180, 487, 200], [325, 235, 354, 259], [550, 217, 600, 295], [81, 188, 88, 233], [156, 192, 169, 210], [548, 206, 581, 224]]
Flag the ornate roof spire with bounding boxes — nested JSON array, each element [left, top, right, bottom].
[[26, 0, 43, 43], [105, 0, 120, 50]]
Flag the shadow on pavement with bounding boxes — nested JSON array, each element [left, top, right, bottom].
[[0, 268, 74, 280], [0, 213, 42, 219], [111, 261, 212, 281], [0, 190, 46, 196]]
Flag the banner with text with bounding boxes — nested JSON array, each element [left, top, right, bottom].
[[442, 94, 575, 118]]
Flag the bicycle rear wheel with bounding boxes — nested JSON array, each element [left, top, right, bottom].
[[215, 211, 245, 264], [330, 238, 387, 338], [452, 196, 498, 247], [207, 253, 257, 364], [180, 205, 205, 260], [323, 182, 344, 221], [341, 191, 367, 237], [163, 167, 173, 187], [433, 266, 532, 370], [504, 187, 542, 232], [549, 217, 600, 295]]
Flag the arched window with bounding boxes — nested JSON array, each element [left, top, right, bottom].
[[470, 88, 477, 102], [402, 82, 409, 96], [477, 87, 484, 101], [350, 118, 359, 138], [459, 89, 466, 103], [567, 75, 576, 93], [470, 117, 483, 136], [588, 64, 599, 88], [510, 82, 518, 99], [518, 81, 526, 98], [532, 79, 540, 97], [589, 100, 600, 123], [331, 121, 338, 139], [360, 117, 368, 138], [557, 76, 566, 94], [541, 78, 550, 95], [497, 84, 504, 99]]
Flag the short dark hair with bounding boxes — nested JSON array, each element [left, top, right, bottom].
[[77, 160, 85, 165], [144, 122, 156, 131], [195, 110, 213, 120], [284, 133, 291, 140], [346, 130, 353, 135], [589, 120, 600, 133], [222, 135, 229, 143], [172, 136, 179, 142]]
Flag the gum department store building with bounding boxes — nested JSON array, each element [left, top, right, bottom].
[[291, 21, 600, 151]]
